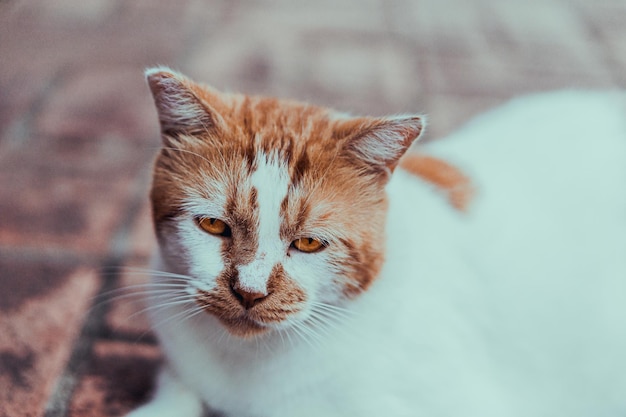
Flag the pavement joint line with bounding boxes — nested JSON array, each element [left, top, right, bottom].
[[42, 156, 156, 416], [42, 256, 123, 417]]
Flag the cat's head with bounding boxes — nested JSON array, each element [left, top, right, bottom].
[[145, 67, 423, 338]]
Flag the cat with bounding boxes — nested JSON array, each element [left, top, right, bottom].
[[126, 66, 626, 417]]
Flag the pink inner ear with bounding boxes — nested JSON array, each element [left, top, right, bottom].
[[342, 115, 424, 171], [145, 68, 218, 136]]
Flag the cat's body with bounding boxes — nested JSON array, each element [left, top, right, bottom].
[[129, 68, 626, 417]]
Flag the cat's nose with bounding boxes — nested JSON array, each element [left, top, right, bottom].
[[231, 283, 268, 309]]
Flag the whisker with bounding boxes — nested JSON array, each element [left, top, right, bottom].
[[310, 302, 354, 320], [114, 266, 193, 281], [126, 296, 196, 319], [133, 302, 205, 342], [309, 308, 350, 325], [100, 282, 188, 296], [150, 302, 205, 331], [290, 321, 324, 349], [276, 327, 287, 349], [306, 314, 336, 336], [96, 286, 189, 306], [175, 304, 206, 323], [161, 146, 213, 166]]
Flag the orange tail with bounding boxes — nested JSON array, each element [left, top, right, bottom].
[[399, 153, 475, 212]]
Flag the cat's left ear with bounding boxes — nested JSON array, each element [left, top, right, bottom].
[[338, 115, 425, 174], [145, 66, 226, 140]]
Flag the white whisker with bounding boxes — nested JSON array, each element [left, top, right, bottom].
[[128, 297, 196, 320], [150, 302, 205, 331], [162, 146, 213, 166]]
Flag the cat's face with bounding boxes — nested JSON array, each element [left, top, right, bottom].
[[146, 68, 423, 338]]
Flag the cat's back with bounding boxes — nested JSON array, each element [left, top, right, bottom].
[[378, 90, 626, 416], [391, 90, 626, 326], [418, 90, 626, 277], [424, 89, 626, 195], [398, 90, 626, 254]]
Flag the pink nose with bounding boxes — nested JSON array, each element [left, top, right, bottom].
[[231, 283, 267, 309]]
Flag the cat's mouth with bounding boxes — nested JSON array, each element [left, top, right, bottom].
[[195, 289, 302, 338]]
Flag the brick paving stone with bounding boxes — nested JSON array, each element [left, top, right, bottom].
[[236, 0, 388, 34], [25, 0, 116, 23], [0, 2, 187, 127], [0, 265, 99, 417], [0, 167, 138, 255], [186, 26, 423, 116], [0, 67, 55, 146], [124, 199, 158, 263], [35, 67, 160, 143], [574, 1, 626, 83], [424, 93, 508, 140], [295, 36, 423, 116], [184, 1, 390, 96], [68, 341, 161, 417], [2, 132, 155, 181], [104, 261, 155, 341]]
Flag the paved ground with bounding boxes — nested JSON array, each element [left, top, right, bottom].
[[0, 0, 624, 416]]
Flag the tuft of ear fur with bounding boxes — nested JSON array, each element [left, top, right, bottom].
[[145, 66, 223, 138], [339, 115, 425, 173]]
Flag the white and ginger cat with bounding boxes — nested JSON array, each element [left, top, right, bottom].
[[128, 67, 626, 417]]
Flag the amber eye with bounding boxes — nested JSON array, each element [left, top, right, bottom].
[[197, 217, 231, 237], [292, 237, 325, 253]]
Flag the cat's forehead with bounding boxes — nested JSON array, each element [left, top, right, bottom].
[[220, 95, 343, 169], [187, 97, 347, 197]]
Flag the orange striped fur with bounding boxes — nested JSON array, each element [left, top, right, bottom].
[[399, 153, 474, 211]]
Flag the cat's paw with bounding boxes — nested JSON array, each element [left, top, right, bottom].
[[125, 399, 206, 417], [125, 367, 205, 417]]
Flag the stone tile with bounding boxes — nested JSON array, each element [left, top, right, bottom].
[[294, 36, 424, 116], [0, 67, 55, 147], [125, 200, 158, 262], [186, 26, 422, 116], [387, 0, 487, 47], [35, 67, 160, 143], [22, 0, 116, 23], [576, 2, 626, 81], [0, 265, 99, 417], [184, 0, 392, 100], [0, 1, 185, 87], [4, 133, 156, 181], [104, 261, 155, 340], [235, 0, 387, 33], [0, 166, 136, 255], [68, 340, 161, 417], [423, 94, 508, 140], [0, 4, 183, 145]]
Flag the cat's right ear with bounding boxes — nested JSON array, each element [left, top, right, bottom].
[[145, 67, 225, 140]]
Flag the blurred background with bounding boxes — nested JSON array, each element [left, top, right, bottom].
[[0, 0, 624, 416]]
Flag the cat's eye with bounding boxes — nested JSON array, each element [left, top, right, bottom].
[[292, 237, 325, 253], [197, 217, 231, 237]]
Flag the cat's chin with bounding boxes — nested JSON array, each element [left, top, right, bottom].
[[216, 315, 270, 338]]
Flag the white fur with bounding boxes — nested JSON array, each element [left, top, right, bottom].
[[237, 152, 290, 294], [128, 90, 626, 417], [172, 206, 225, 293]]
